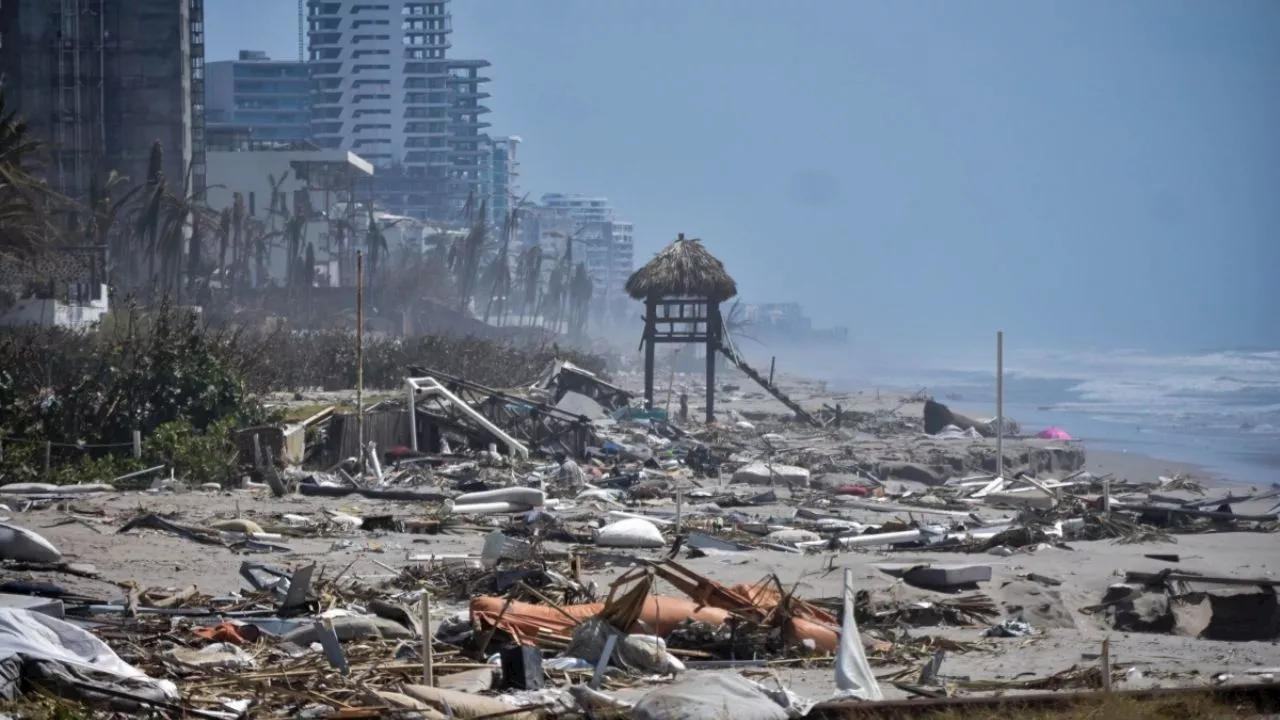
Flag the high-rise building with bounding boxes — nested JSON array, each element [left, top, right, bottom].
[[0, 0, 206, 200], [305, 0, 491, 221], [487, 136, 520, 228], [610, 220, 635, 294], [445, 59, 491, 215], [207, 51, 311, 144], [539, 194, 635, 304]]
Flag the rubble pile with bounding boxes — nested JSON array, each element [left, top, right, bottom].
[[0, 362, 1276, 718]]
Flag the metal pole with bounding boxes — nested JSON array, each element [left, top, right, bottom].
[[407, 380, 418, 452], [421, 592, 434, 686], [675, 489, 683, 534], [356, 251, 364, 475], [768, 356, 776, 386], [664, 348, 679, 416], [996, 330, 1004, 479], [132, 430, 142, 460]]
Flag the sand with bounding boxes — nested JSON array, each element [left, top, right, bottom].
[[6, 367, 1278, 707]]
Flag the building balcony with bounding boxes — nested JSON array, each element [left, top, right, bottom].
[[449, 104, 492, 114]]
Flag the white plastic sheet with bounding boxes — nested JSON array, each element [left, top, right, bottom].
[[633, 673, 789, 720], [731, 462, 810, 487], [833, 568, 883, 700], [0, 608, 176, 697]]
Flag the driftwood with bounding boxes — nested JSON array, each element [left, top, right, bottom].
[[924, 400, 993, 437], [1125, 569, 1278, 588]]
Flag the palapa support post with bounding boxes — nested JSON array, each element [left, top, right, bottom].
[[643, 303, 657, 409], [705, 303, 720, 423], [626, 233, 738, 424]]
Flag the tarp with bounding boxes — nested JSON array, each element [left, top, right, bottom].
[[633, 673, 789, 720], [0, 608, 176, 697]]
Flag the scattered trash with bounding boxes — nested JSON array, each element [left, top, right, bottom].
[[0, 360, 1269, 717]]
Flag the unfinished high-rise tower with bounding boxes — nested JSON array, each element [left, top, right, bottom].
[[0, 0, 206, 201]]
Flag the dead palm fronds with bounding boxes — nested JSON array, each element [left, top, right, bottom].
[[515, 244, 543, 325], [626, 232, 737, 301], [0, 84, 56, 263]]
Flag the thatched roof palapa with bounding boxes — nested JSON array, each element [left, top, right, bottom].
[[625, 233, 738, 302]]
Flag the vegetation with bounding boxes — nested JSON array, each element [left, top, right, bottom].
[[0, 298, 604, 484], [0, 85, 613, 486]]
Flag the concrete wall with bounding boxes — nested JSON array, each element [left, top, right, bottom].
[[1, 0, 196, 200], [205, 149, 374, 284], [0, 286, 110, 331]]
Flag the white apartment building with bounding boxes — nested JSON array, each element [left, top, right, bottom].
[[306, 0, 493, 221], [539, 193, 635, 305], [308, 0, 452, 169]]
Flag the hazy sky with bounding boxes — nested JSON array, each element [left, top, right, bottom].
[[208, 1, 1279, 358]]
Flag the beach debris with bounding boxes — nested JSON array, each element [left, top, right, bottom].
[[0, 522, 62, 563]]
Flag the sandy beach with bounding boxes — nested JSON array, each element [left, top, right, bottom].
[[7, 362, 1277, 712]]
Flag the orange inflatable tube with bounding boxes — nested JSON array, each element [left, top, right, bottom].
[[470, 595, 732, 644]]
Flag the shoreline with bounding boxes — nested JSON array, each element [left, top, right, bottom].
[[648, 366, 1253, 490]]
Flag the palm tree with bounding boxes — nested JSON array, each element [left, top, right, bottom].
[[515, 244, 543, 326], [363, 205, 407, 301], [0, 84, 56, 264], [481, 207, 519, 324], [568, 262, 593, 337], [452, 197, 488, 314], [133, 141, 166, 289], [283, 203, 307, 289]]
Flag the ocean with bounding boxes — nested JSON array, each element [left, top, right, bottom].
[[835, 348, 1280, 486]]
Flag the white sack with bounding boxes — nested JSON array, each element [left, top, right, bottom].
[[731, 462, 810, 487], [597, 518, 665, 548]]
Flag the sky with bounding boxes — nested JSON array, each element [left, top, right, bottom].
[[208, 1, 1280, 362]]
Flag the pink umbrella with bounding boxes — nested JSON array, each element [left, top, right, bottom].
[[1035, 427, 1072, 440]]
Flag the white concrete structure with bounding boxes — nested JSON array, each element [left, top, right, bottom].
[[541, 193, 614, 224], [488, 136, 521, 227], [205, 147, 374, 286], [539, 194, 635, 305], [207, 51, 311, 144], [0, 286, 109, 331], [610, 220, 635, 293]]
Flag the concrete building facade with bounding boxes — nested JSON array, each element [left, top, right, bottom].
[[207, 51, 311, 144], [305, 0, 492, 221], [205, 146, 373, 287], [539, 194, 635, 304], [445, 58, 491, 215], [489, 135, 521, 227], [0, 0, 205, 200]]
